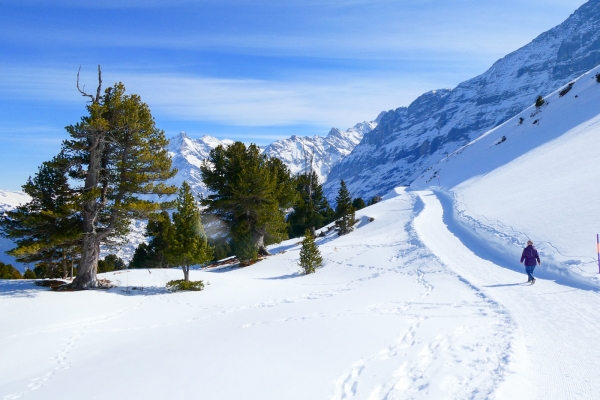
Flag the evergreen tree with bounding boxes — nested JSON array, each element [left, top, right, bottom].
[[368, 196, 382, 206], [59, 67, 176, 289], [200, 142, 297, 255], [335, 180, 355, 236], [166, 182, 213, 282], [0, 262, 22, 279], [0, 155, 81, 279], [352, 197, 366, 211], [97, 254, 126, 273], [298, 229, 323, 274], [232, 233, 258, 266], [129, 211, 173, 269], [23, 268, 36, 279], [535, 95, 545, 107], [287, 171, 334, 238]]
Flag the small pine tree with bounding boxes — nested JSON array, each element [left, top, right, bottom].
[[335, 180, 355, 235], [97, 254, 126, 273], [299, 230, 323, 274], [166, 182, 213, 282], [535, 95, 545, 107]]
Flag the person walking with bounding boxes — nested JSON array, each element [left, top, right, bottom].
[[520, 240, 541, 284]]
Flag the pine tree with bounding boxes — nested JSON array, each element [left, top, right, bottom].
[[335, 180, 355, 235], [287, 171, 334, 238], [0, 155, 81, 279], [298, 229, 323, 274], [232, 233, 258, 266], [535, 95, 545, 107], [23, 268, 36, 279], [166, 182, 213, 282], [129, 211, 173, 269], [97, 254, 126, 273], [352, 197, 366, 211], [200, 142, 297, 256], [0, 262, 22, 279], [59, 67, 176, 289]]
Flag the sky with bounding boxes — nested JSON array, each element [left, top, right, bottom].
[[0, 0, 587, 191]]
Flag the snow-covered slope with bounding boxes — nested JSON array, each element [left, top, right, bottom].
[[412, 64, 600, 285], [262, 121, 377, 183], [326, 0, 600, 201]]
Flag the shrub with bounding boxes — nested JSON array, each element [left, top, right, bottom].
[[535, 95, 545, 107], [518, 117, 524, 125], [596, 73, 600, 83], [166, 279, 205, 291], [233, 233, 258, 265]]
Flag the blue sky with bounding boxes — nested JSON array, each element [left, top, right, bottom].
[[0, 0, 587, 190]]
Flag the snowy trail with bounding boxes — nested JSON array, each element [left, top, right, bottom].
[[414, 190, 600, 399]]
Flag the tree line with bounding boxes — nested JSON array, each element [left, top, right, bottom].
[[0, 67, 376, 286]]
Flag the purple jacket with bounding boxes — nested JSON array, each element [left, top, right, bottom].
[[521, 245, 540, 267]]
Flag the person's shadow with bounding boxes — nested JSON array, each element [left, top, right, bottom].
[[483, 283, 525, 288]]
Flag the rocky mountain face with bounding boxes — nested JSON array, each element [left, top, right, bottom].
[[261, 120, 378, 184], [324, 0, 600, 202], [167, 120, 377, 195]]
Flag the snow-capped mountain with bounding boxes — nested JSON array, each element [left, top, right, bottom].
[[166, 132, 234, 196], [0, 191, 31, 270], [261, 120, 377, 183], [413, 63, 600, 283], [325, 0, 600, 201], [167, 120, 377, 194]]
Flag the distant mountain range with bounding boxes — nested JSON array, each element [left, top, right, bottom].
[[323, 0, 600, 201], [166, 119, 379, 196]]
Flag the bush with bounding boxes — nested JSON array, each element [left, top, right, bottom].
[[535, 95, 545, 107], [596, 73, 600, 83], [98, 254, 126, 273], [166, 279, 205, 291]]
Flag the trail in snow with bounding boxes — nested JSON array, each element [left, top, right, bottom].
[[414, 190, 600, 399]]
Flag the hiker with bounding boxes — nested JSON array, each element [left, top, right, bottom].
[[520, 240, 541, 284]]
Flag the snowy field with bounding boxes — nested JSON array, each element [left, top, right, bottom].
[[4, 186, 600, 399]]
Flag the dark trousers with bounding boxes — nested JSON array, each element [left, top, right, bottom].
[[525, 265, 536, 281]]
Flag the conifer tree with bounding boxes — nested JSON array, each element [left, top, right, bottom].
[[0, 262, 22, 279], [298, 229, 323, 274], [129, 211, 173, 269], [232, 233, 258, 266], [287, 171, 333, 238], [23, 269, 36, 279], [59, 67, 176, 289], [0, 155, 81, 279], [200, 142, 296, 255], [352, 197, 366, 211], [166, 182, 213, 282], [335, 180, 355, 236]]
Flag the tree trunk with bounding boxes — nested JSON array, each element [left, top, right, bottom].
[[309, 226, 316, 238], [70, 235, 100, 289], [62, 248, 68, 279], [183, 265, 189, 282], [252, 231, 270, 256]]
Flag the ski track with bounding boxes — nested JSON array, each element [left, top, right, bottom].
[[331, 193, 514, 400], [415, 190, 600, 399]]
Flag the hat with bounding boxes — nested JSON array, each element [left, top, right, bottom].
[[527, 240, 533, 246]]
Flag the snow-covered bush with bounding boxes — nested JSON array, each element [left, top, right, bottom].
[[166, 279, 205, 291]]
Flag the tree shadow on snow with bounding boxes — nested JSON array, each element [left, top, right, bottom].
[[259, 272, 302, 280], [0, 280, 48, 298]]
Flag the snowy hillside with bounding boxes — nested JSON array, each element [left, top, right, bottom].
[[325, 0, 600, 201], [5, 178, 600, 397], [413, 64, 600, 286], [262, 120, 377, 183]]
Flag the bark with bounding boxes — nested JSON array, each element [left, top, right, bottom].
[[62, 249, 67, 280], [309, 226, 316, 238], [183, 266, 189, 282], [253, 231, 271, 256], [70, 235, 99, 289]]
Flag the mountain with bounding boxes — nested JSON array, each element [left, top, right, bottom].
[[167, 120, 377, 194], [166, 132, 234, 196], [412, 63, 600, 282], [324, 0, 600, 202], [261, 120, 378, 183], [0, 191, 31, 271]]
